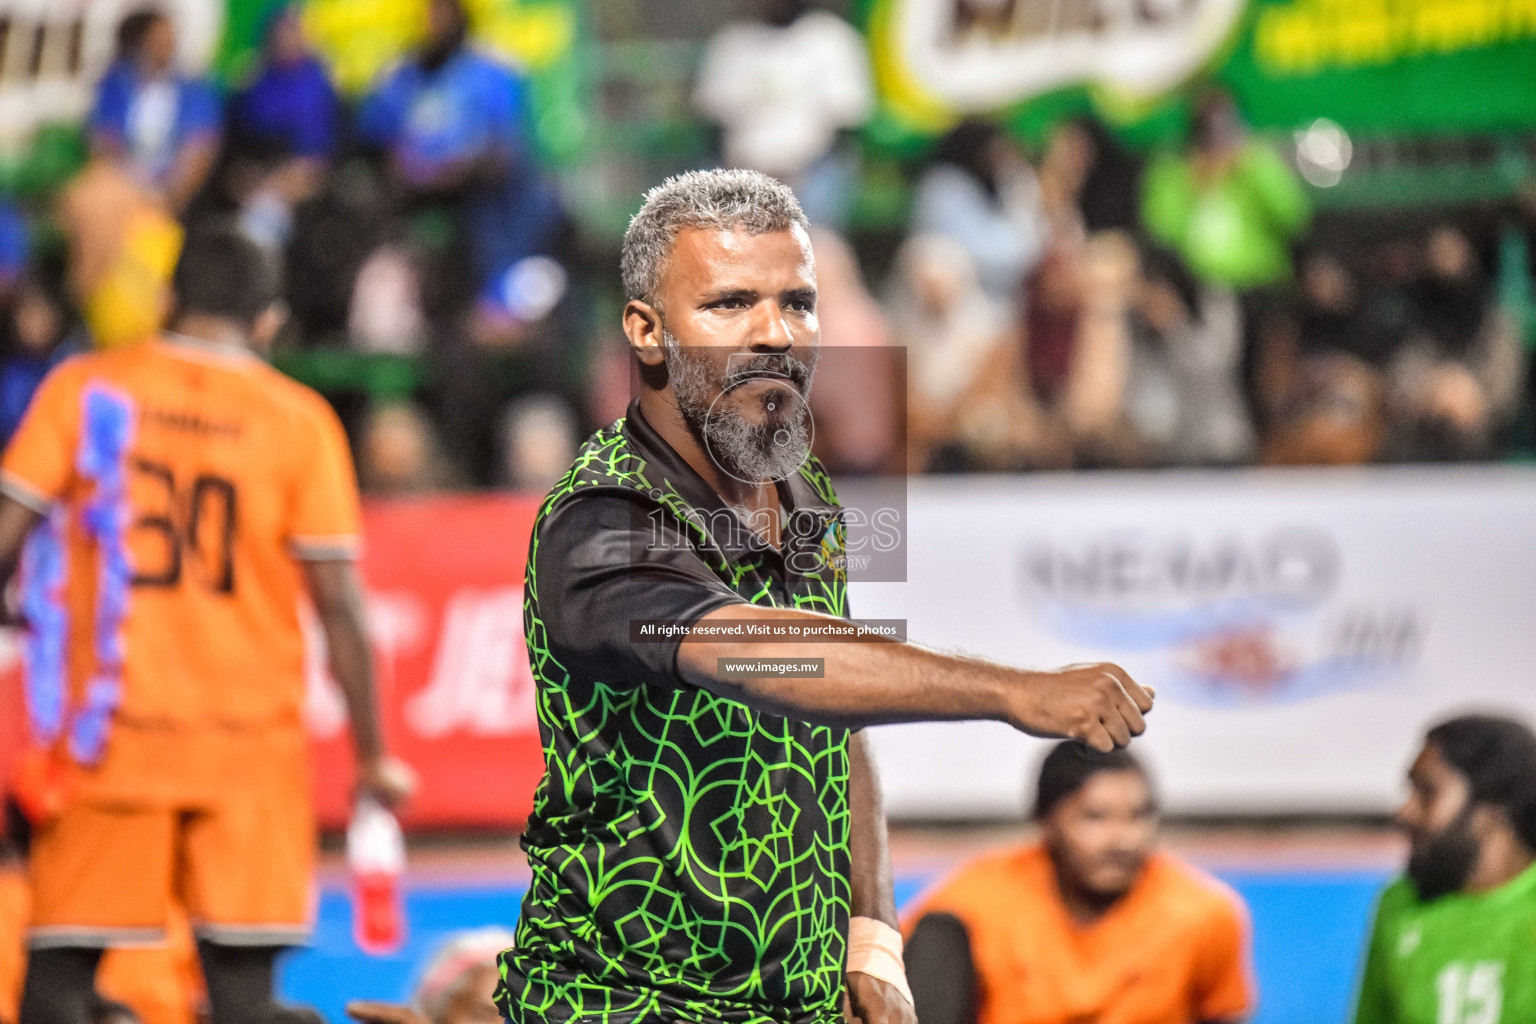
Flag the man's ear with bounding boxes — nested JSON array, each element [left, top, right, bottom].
[[1468, 802, 1509, 841], [623, 299, 666, 366]]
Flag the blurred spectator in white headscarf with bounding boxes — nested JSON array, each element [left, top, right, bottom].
[[1011, 233, 1141, 468], [694, 0, 874, 226], [890, 233, 1055, 471], [911, 119, 1052, 304]]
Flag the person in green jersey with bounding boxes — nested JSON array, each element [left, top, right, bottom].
[[1140, 89, 1310, 292], [459, 169, 1155, 1024], [1352, 714, 1536, 1024]]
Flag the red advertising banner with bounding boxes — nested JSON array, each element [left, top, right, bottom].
[[0, 492, 549, 832]]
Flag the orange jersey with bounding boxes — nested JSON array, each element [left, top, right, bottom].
[[903, 843, 1254, 1024], [1, 337, 361, 805]]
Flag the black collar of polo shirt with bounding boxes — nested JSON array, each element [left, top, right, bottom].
[[623, 397, 842, 571]]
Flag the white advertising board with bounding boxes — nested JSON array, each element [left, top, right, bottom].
[[851, 466, 1536, 818]]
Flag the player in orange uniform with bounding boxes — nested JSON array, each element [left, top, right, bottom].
[[902, 743, 1253, 1024], [0, 223, 413, 1024]]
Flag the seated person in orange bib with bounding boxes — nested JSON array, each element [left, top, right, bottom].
[[903, 742, 1254, 1024]]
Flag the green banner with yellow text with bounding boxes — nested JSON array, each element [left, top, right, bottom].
[[861, 0, 1536, 145]]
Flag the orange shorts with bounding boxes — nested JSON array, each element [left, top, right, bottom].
[[27, 733, 315, 950]]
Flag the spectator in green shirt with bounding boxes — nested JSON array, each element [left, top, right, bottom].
[[1141, 89, 1310, 291]]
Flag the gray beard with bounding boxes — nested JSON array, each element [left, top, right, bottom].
[[662, 330, 813, 484]]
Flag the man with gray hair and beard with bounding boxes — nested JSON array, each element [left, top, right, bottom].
[[491, 168, 1154, 1024]]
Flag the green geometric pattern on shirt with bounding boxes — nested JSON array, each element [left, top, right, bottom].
[[498, 418, 851, 1024], [1352, 864, 1536, 1024]]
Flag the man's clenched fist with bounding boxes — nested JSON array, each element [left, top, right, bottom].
[[1004, 663, 1154, 751]]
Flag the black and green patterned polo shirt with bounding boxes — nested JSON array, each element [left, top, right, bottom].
[[496, 398, 852, 1024]]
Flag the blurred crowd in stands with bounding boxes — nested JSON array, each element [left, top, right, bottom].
[[0, 0, 1532, 491]]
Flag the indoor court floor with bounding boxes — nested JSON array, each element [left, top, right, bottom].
[[282, 822, 1401, 1024]]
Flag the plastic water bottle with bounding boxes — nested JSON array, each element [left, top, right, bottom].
[[348, 796, 406, 955]]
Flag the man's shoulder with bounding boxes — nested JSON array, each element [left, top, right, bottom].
[[273, 370, 347, 431], [531, 416, 682, 538], [914, 843, 1048, 917], [543, 415, 731, 515], [92, 61, 134, 103], [32, 350, 95, 392], [226, 354, 329, 408], [539, 417, 647, 508], [1144, 852, 1248, 924], [795, 454, 842, 510], [458, 44, 526, 85], [177, 72, 220, 103], [1364, 875, 1419, 926], [1360, 873, 1530, 931], [175, 348, 338, 431], [30, 347, 147, 408], [58, 344, 142, 376], [82, 342, 311, 398]]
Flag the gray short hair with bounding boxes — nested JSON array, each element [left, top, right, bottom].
[[621, 168, 809, 306]]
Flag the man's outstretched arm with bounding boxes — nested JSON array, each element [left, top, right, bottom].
[[678, 604, 1151, 751]]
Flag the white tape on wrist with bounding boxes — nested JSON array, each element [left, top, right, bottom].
[[846, 916, 914, 1006]]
